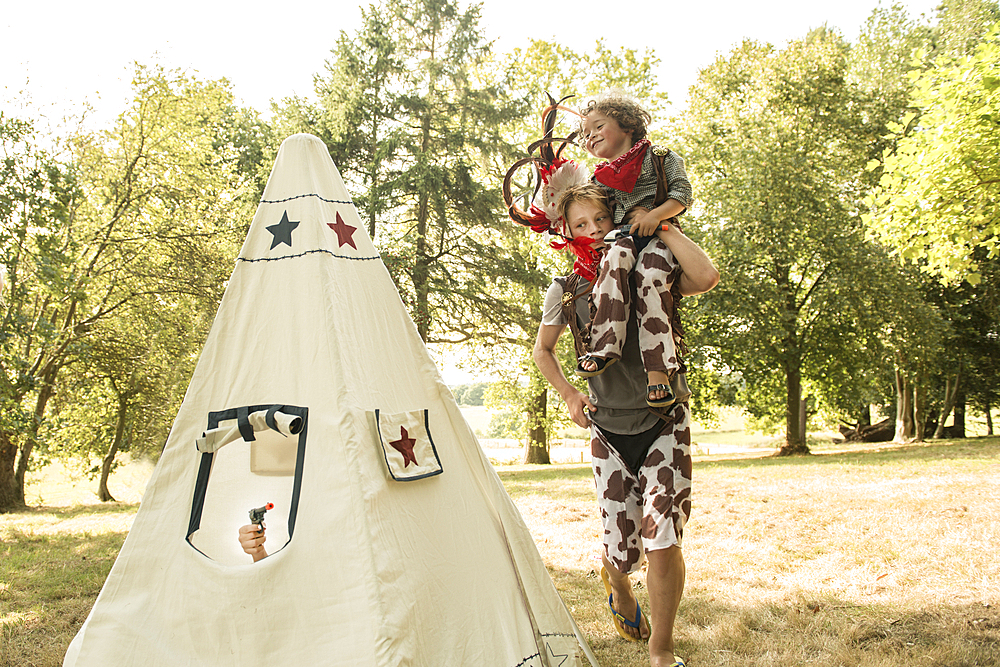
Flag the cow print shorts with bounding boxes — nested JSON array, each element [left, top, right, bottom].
[[591, 403, 692, 574]]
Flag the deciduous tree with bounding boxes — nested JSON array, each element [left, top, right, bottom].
[[864, 23, 1000, 283], [0, 65, 258, 510], [678, 30, 879, 454]]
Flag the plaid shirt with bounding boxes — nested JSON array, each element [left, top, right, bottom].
[[600, 147, 693, 228]]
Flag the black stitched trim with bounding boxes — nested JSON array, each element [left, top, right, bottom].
[[510, 634, 578, 666], [260, 193, 353, 205], [237, 248, 381, 263]]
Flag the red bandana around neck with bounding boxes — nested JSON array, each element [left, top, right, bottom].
[[551, 235, 603, 282], [593, 139, 650, 194], [568, 237, 602, 282]]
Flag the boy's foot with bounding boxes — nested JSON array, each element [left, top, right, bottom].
[[646, 371, 676, 408], [600, 566, 650, 642], [576, 354, 618, 378]]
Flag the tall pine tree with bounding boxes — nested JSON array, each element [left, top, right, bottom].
[[278, 0, 528, 343]]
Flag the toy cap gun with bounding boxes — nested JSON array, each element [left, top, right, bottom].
[[604, 223, 671, 244], [249, 502, 273, 527]]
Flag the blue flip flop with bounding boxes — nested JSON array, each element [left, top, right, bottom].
[[608, 592, 644, 641], [600, 566, 646, 642]]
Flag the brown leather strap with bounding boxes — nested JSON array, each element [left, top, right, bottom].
[[560, 273, 594, 360], [651, 147, 683, 233], [652, 147, 669, 209]]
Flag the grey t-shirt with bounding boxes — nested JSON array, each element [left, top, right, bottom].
[[542, 277, 662, 436]]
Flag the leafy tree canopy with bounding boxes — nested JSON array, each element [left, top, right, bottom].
[[864, 23, 1000, 283], [677, 28, 886, 451]]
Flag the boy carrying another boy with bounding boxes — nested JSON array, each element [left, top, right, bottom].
[[575, 93, 693, 409], [507, 94, 718, 667]]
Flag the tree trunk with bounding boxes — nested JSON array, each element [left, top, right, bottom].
[[912, 376, 926, 443], [779, 366, 809, 455], [856, 402, 872, 428], [98, 395, 129, 502], [523, 388, 550, 464], [412, 112, 433, 342], [799, 397, 808, 444], [839, 418, 893, 442], [932, 370, 961, 439], [894, 365, 914, 442], [367, 117, 379, 240], [11, 371, 58, 509], [0, 431, 25, 512], [953, 391, 966, 438]]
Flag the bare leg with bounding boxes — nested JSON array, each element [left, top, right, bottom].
[[646, 546, 685, 666], [601, 554, 650, 640]]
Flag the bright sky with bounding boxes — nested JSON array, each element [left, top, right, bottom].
[[3, 0, 940, 129]]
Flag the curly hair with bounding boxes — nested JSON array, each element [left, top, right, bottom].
[[579, 91, 652, 143], [557, 184, 612, 230]]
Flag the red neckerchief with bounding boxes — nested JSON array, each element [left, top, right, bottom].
[[572, 254, 601, 282], [568, 238, 602, 282], [550, 236, 603, 282], [593, 139, 650, 194]]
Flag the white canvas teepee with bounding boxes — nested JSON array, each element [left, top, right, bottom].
[[64, 133, 598, 667]]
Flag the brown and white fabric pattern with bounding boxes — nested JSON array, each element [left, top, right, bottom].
[[589, 236, 683, 375], [591, 403, 693, 574]]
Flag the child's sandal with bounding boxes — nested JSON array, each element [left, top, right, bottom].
[[575, 354, 617, 378], [646, 383, 676, 408]]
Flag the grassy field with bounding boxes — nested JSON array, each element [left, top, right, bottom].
[[3, 437, 999, 666]]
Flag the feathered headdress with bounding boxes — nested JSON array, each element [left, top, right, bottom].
[[503, 94, 601, 280]]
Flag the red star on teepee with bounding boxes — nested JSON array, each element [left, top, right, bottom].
[[389, 426, 418, 467], [327, 212, 358, 249]]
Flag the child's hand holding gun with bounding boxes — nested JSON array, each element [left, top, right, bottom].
[[239, 503, 273, 562]]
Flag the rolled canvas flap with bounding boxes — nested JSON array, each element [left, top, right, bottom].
[[196, 409, 302, 453]]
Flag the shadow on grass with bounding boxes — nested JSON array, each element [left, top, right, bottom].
[[2, 531, 125, 603], [495, 439, 1000, 483], [8, 501, 141, 518], [545, 563, 1000, 667], [496, 464, 596, 502], [496, 463, 593, 482], [0, 531, 125, 667], [699, 436, 1000, 470]]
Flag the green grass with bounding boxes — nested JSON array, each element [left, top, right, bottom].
[[3, 438, 1000, 666], [503, 437, 1000, 666], [1, 504, 138, 667]]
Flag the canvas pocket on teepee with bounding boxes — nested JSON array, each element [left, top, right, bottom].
[[374, 409, 443, 481]]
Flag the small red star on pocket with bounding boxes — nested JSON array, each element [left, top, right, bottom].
[[389, 426, 418, 467], [327, 212, 357, 249]]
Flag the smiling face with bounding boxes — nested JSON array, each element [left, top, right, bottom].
[[581, 111, 634, 161], [566, 199, 614, 248]]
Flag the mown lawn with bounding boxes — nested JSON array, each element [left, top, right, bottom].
[[3, 437, 999, 666]]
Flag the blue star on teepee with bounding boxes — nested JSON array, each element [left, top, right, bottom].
[[267, 211, 300, 249]]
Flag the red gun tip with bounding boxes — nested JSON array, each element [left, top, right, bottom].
[[265, 502, 274, 510]]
